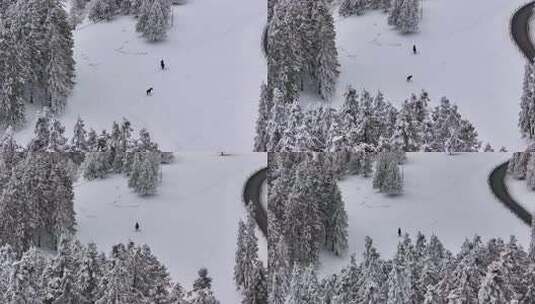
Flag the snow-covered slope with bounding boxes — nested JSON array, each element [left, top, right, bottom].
[[16, 0, 266, 151], [302, 0, 529, 150], [73, 153, 267, 303], [318, 153, 530, 277]]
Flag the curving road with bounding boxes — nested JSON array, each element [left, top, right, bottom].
[[243, 168, 268, 237], [488, 161, 531, 225], [487, 2, 535, 227], [511, 1, 535, 63]]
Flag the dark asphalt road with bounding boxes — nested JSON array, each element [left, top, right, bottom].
[[488, 161, 531, 225], [511, 1, 535, 63], [243, 168, 268, 237], [487, 2, 535, 227]]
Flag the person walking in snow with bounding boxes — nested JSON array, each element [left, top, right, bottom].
[[406, 75, 413, 82], [413, 45, 417, 54], [398, 228, 401, 237], [160, 59, 165, 70], [135, 222, 140, 232]]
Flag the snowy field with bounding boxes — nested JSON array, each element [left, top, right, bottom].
[[302, 0, 529, 150], [318, 153, 530, 277], [15, 0, 266, 151], [507, 175, 535, 212], [73, 153, 267, 303]]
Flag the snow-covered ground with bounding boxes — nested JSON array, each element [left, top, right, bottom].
[[16, 0, 266, 151], [318, 153, 530, 277], [74, 153, 267, 303], [507, 174, 535, 212], [303, 0, 529, 150]]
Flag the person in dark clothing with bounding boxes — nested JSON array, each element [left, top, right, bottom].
[[406, 75, 413, 82], [398, 228, 401, 237], [413, 45, 417, 54], [146, 87, 153, 95], [160, 59, 165, 70], [135, 222, 140, 232]]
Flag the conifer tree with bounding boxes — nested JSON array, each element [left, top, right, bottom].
[[89, 0, 117, 22], [127, 152, 161, 196]]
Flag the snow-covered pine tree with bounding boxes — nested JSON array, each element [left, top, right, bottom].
[[234, 220, 247, 291], [5, 248, 47, 302], [0, 27, 26, 129], [266, 0, 302, 103], [357, 236, 387, 303], [266, 89, 289, 151], [141, 0, 170, 41], [242, 260, 268, 304], [82, 152, 111, 180], [44, 0, 75, 114], [314, 0, 340, 100], [526, 154, 535, 190], [285, 160, 324, 266], [0, 245, 15, 300], [254, 83, 273, 152], [477, 251, 517, 304], [390, 100, 421, 152], [339, 0, 367, 17], [522, 264, 535, 304], [48, 119, 68, 152], [76, 242, 103, 303], [388, 0, 403, 27], [29, 109, 52, 152], [530, 214, 535, 264], [86, 128, 98, 151], [398, 0, 419, 34], [268, 239, 290, 304], [284, 266, 321, 304], [189, 268, 220, 304], [69, 0, 89, 27], [88, 0, 118, 22], [50, 158, 77, 237], [324, 183, 348, 256], [520, 62, 535, 140], [70, 117, 88, 152], [127, 152, 161, 196]]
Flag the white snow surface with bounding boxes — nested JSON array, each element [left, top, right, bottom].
[[507, 175, 535, 212], [15, 0, 266, 151], [302, 0, 531, 150], [73, 153, 267, 304], [318, 153, 531, 277]]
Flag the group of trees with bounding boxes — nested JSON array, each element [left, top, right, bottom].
[[0, 111, 165, 196], [255, 86, 482, 153], [0, 0, 75, 128], [339, 0, 390, 17], [519, 62, 535, 140], [87, 0, 173, 41], [388, 0, 420, 34], [273, 229, 535, 304], [0, 239, 220, 303], [234, 206, 268, 304], [69, 117, 163, 196], [0, 152, 76, 256], [268, 152, 349, 293], [267, 0, 340, 102], [508, 150, 535, 191]]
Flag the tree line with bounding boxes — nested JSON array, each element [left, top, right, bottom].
[[84, 0, 173, 41], [276, 230, 535, 304], [255, 86, 484, 153], [0, 238, 220, 303]]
